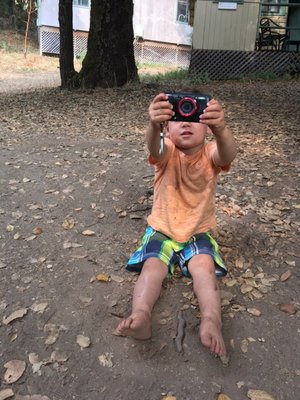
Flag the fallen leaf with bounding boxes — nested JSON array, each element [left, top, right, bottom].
[[82, 229, 96, 236], [279, 303, 297, 315], [32, 227, 43, 235], [240, 339, 249, 353], [30, 302, 48, 313], [50, 350, 68, 363], [285, 260, 296, 267], [76, 334, 91, 348], [247, 389, 275, 400], [96, 273, 111, 282], [3, 308, 28, 325], [98, 352, 114, 367], [44, 324, 60, 345], [220, 355, 230, 366], [6, 224, 14, 232], [110, 275, 124, 283], [218, 395, 231, 400], [28, 353, 40, 364], [4, 360, 26, 383], [63, 242, 82, 249], [247, 308, 262, 317], [280, 270, 292, 282], [62, 217, 75, 230], [0, 389, 14, 400], [0, 260, 6, 269], [111, 188, 123, 196], [25, 235, 37, 241], [161, 397, 176, 400]]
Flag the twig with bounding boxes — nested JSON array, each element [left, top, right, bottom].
[[24, 0, 33, 58], [174, 310, 186, 353]]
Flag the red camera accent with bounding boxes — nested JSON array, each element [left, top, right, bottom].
[[178, 97, 197, 117]]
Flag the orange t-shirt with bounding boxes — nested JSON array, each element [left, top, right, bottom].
[[147, 138, 227, 243]]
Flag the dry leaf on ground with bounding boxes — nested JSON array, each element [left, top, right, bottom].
[[247, 308, 262, 317], [96, 273, 111, 282], [3, 308, 28, 325], [240, 339, 249, 353], [30, 302, 48, 313], [279, 303, 297, 315], [76, 334, 91, 348], [82, 229, 95, 236], [280, 270, 292, 282], [218, 395, 231, 400], [32, 227, 43, 235], [98, 352, 114, 368], [0, 389, 14, 400], [247, 389, 275, 400], [62, 217, 75, 230], [4, 360, 26, 383]]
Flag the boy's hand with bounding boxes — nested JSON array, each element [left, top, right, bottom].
[[200, 99, 226, 136], [149, 93, 174, 125]]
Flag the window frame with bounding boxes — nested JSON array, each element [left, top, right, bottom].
[[176, 0, 189, 24]]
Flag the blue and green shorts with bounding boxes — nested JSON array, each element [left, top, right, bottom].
[[126, 226, 227, 278]]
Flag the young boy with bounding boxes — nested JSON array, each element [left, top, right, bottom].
[[114, 93, 237, 357]]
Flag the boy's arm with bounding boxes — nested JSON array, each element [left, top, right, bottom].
[[146, 93, 174, 160], [200, 99, 237, 167]]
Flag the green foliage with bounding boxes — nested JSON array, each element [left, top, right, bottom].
[[76, 52, 87, 63], [139, 68, 211, 85], [0, 39, 17, 52]]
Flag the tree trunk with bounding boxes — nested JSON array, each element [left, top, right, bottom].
[[59, 0, 78, 89], [79, 0, 138, 88]]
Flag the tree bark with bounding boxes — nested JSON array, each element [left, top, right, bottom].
[[79, 0, 138, 88], [59, 0, 78, 89]]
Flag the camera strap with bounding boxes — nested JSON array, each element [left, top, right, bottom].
[[159, 123, 164, 155]]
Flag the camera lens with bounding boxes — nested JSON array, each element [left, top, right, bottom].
[[178, 97, 197, 117]]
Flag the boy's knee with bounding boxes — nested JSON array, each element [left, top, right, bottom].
[[143, 257, 168, 275], [188, 254, 215, 276]]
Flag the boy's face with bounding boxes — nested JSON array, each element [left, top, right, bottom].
[[166, 120, 207, 155]]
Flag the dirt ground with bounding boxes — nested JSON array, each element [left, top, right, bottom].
[[0, 64, 299, 400]]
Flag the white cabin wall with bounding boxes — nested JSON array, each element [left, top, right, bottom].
[[133, 0, 192, 45], [37, 0, 90, 31], [37, 0, 190, 46]]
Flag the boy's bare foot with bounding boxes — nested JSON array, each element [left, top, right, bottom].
[[199, 316, 226, 357], [113, 310, 151, 340]]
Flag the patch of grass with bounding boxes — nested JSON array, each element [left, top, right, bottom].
[[139, 68, 211, 86], [0, 39, 17, 52]]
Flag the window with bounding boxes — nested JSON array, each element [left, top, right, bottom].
[[73, 0, 90, 7], [261, 0, 286, 16], [177, 0, 189, 24]]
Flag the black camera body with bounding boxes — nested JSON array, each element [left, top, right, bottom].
[[166, 92, 211, 123]]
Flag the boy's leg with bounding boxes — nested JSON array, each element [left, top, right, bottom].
[[114, 257, 168, 339], [188, 254, 226, 357]]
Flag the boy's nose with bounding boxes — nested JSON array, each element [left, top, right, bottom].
[[181, 120, 191, 127]]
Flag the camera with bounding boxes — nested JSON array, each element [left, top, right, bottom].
[[166, 92, 211, 123]]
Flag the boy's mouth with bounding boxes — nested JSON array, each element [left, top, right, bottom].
[[181, 131, 193, 137]]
